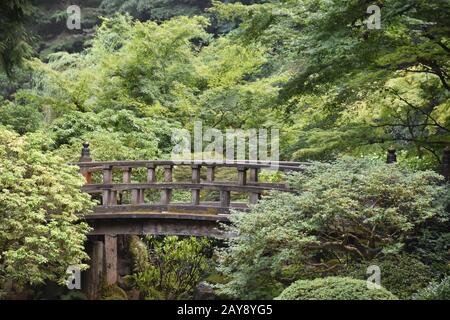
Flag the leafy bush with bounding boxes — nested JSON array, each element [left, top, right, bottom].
[[276, 277, 397, 300], [413, 276, 450, 300], [127, 236, 211, 300], [345, 254, 433, 299], [217, 157, 449, 299], [0, 102, 43, 134], [406, 227, 450, 278], [101, 284, 128, 300], [0, 127, 95, 288]]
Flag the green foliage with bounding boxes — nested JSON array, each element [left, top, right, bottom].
[[406, 227, 450, 277], [212, 0, 450, 163], [127, 236, 211, 300], [0, 127, 95, 288], [345, 254, 434, 300], [101, 283, 128, 300], [413, 276, 450, 300], [217, 157, 449, 299], [129, 235, 150, 273], [100, 0, 208, 21], [0, 101, 43, 134], [276, 277, 397, 300], [48, 109, 175, 161], [0, 0, 34, 76]]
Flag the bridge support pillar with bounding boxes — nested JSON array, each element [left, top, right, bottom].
[[104, 234, 118, 285], [84, 240, 104, 299]]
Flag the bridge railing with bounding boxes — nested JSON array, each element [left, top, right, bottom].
[[75, 143, 449, 214], [75, 143, 309, 212]]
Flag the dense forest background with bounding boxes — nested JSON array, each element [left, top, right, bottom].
[[1, 0, 448, 165], [0, 0, 449, 300]]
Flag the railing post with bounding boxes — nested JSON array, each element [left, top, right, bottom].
[[147, 163, 156, 183], [110, 190, 117, 205], [442, 147, 449, 182], [102, 165, 113, 205], [79, 142, 92, 184], [249, 168, 259, 182], [122, 167, 131, 183], [131, 189, 140, 205], [386, 148, 397, 164], [248, 167, 261, 204], [191, 165, 201, 205], [220, 190, 230, 207], [161, 165, 173, 205], [237, 166, 247, 185], [206, 165, 215, 182]]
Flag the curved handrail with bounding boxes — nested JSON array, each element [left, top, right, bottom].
[[74, 159, 309, 172]]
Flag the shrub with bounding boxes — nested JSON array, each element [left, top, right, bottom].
[[0, 102, 43, 134], [217, 157, 449, 299], [0, 127, 95, 288], [276, 277, 397, 300], [406, 227, 450, 277], [345, 254, 433, 299], [413, 276, 450, 300], [101, 284, 128, 300]]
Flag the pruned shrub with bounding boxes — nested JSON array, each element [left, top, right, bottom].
[[413, 276, 450, 300], [276, 277, 397, 300], [345, 254, 433, 299]]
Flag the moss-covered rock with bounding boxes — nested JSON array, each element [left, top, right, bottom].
[[101, 284, 128, 300]]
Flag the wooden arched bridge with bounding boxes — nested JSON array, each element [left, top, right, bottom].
[[76, 143, 307, 238], [76, 143, 308, 294], [75, 143, 449, 296]]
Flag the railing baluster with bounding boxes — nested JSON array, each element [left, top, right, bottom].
[[110, 190, 117, 205], [122, 167, 131, 183], [121, 167, 131, 205], [206, 165, 215, 182], [131, 189, 140, 205], [220, 190, 230, 207], [161, 165, 173, 205], [139, 189, 145, 204], [192, 188, 200, 205], [191, 165, 201, 205], [248, 168, 261, 204], [102, 165, 113, 205], [147, 163, 156, 183], [237, 166, 247, 185]]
